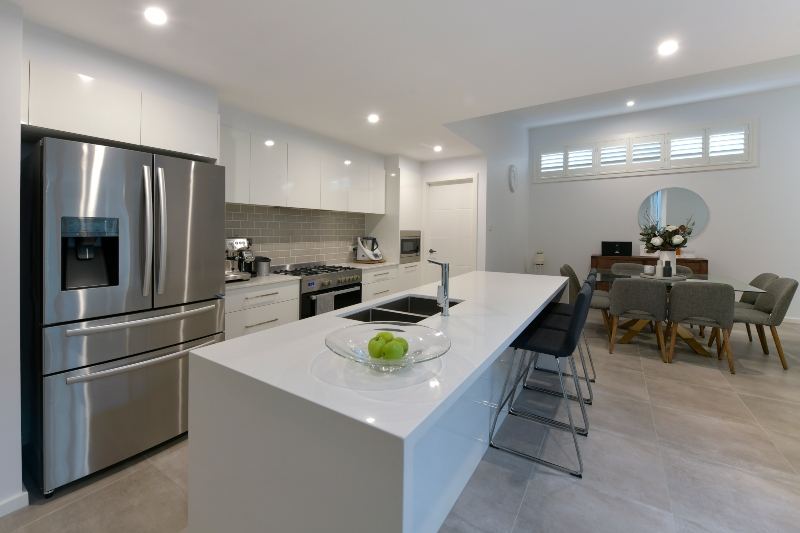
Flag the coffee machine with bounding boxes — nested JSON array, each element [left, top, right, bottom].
[[225, 238, 254, 281]]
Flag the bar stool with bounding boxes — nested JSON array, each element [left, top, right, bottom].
[[489, 282, 593, 478]]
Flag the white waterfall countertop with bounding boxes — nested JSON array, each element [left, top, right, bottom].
[[188, 271, 566, 533]]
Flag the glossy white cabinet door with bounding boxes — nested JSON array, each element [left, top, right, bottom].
[[362, 277, 399, 301], [225, 298, 299, 339], [287, 142, 321, 209], [347, 159, 370, 213], [369, 164, 386, 214], [250, 136, 288, 207], [219, 126, 251, 204], [20, 61, 29, 125], [397, 263, 421, 291], [141, 92, 219, 159], [321, 153, 349, 211], [29, 61, 141, 144]]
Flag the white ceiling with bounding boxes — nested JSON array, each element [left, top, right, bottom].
[[15, 0, 800, 161]]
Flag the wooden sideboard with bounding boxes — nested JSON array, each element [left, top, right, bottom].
[[590, 255, 709, 291]]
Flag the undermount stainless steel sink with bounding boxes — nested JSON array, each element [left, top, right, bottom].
[[342, 295, 462, 323]]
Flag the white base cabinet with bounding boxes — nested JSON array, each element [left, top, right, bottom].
[[224, 280, 300, 339], [361, 266, 400, 301], [396, 263, 422, 292]]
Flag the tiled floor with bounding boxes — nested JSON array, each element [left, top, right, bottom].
[[2, 314, 799, 533]]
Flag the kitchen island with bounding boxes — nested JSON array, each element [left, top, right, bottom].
[[188, 271, 566, 533]]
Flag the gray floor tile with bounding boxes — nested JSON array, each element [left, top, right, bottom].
[[645, 376, 755, 423], [740, 394, 800, 439]]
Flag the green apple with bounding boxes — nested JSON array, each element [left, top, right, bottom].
[[368, 338, 386, 358], [376, 331, 395, 343], [394, 337, 409, 354], [382, 340, 406, 360]]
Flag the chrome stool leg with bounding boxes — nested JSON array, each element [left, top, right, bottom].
[[527, 341, 593, 405], [490, 355, 584, 478], [582, 332, 597, 383]]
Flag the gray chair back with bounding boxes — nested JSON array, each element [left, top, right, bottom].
[[754, 277, 799, 326], [676, 264, 693, 276], [669, 282, 734, 329], [610, 278, 667, 321], [560, 264, 581, 305], [741, 273, 779, 305], [611, 263, 645, 276]]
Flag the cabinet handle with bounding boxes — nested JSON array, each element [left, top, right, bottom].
[[245, 291, 279, 300], [374, 289, 390, 295], [245, 318, 279, 328], [373, 272, 390, 277]]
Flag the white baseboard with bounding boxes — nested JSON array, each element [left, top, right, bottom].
[[0, 489, 28, 518]]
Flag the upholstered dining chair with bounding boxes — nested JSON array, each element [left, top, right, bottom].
[[736, 273, 779, 342], [733, 277, 798, 370], [676, 264, 693, 276], [668, 282, 735, 372], [610, 263, 645, 276], [609, 278, 668, 361]]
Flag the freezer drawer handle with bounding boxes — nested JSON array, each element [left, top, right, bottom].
[[245, 318, 279, 328], [156, 167, 168, 295], [142, 165, 154, 297], [65, 338, 218, 385], [64, 304, 217, 337]]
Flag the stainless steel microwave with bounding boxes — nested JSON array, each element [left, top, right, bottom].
[[400, 230, 421, 264]]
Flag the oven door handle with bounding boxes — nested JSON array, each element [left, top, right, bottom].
[[309, 286, 361, 300]]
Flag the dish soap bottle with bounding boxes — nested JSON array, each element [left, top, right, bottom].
[[663, 260, 672, 278]]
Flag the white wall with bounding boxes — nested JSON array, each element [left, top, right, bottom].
[[528, 86, 800, 319], [0, 0, 28, 517], [23, 22, 217, 113], [420, 156, 488, 271], [394, 156, 423, 231]]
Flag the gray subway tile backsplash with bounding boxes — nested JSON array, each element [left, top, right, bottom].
[[225, 203, 364, 265]]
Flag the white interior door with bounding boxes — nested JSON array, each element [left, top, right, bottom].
[[423, 177, 477, 283]]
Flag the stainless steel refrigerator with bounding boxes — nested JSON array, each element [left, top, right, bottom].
[[21, 137, 225, 495]]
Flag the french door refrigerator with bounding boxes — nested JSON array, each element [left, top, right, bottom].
[[21, 137, 225, 495]]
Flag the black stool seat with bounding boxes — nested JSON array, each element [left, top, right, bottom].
[[512, 326, 574, 358]]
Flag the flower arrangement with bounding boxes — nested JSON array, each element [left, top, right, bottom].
[[639, 214, 694, 252]]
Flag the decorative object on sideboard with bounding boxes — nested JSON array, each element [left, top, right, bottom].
[[638, 187, 710, 236], [534, 250, 545, 273]]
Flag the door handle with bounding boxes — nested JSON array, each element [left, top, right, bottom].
[[142, 165, 153, 297], [65, 338, 218, 384], [64, 304, 216, 337], [156, 167, 168, 295], [429, 249, 437, 254]]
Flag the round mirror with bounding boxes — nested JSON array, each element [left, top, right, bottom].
[[638, 187, 709, 236]]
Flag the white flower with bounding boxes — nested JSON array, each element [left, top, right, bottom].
[[650, 236, 664, 247], [672, 235, 684, 245], [665, 225, 678, 231]]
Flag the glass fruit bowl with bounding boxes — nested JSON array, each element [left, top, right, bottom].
[[325, 321, 451, 372]]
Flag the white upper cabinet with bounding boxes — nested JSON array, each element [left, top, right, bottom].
[[141, 92, 219, 159], [250, 135, 288, 207], [219, 125, 251, 204], [287, 143, 321, 209], [347, 159, 370, 213], [368, 164, 386, 214], [28, 61, 141, 145], [320, 153, 349, 211]]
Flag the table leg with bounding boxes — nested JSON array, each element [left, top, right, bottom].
[[675, 325, 711, 357], [618, 320, 649, 344]]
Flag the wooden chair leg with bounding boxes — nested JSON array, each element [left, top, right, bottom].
[[699, 326, 705, 338], [722, 328, 735, 374], [667, 323, 678, 363], [655, 322, 667, 363], [715, 328, 723, 360], [745, 323, 753, 342], [756, 325, 769, 355], [609, 315, 619, 354], [707, 328, 717, 348], [601, 309, 611, 339], [770, 326, 789, 370]]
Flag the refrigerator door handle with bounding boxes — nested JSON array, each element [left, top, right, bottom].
[[65, 338, 217, 385], [64, 304, 216, 337], [142, 165, 154, 297], [156, 166, 168, 295]]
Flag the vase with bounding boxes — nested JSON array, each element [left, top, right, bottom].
[[658, 250, 676, 277]]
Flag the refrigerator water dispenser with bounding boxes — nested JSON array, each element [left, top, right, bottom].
[[61, 217, 120, 290]]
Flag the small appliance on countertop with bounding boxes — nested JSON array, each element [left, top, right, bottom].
[[355, 236, 384, 263], [272, 262, 362, 318], [225, 238, 254, 282]]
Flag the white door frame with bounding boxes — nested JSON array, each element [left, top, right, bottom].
[[421, 174, 479, 281]]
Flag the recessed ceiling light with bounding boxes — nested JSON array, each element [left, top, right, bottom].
[[344, 160, 352, 166], [144, 6, 168, 26], [626, 100, 635, 107], [77, 73, 94, 82], [433, 145, 443, 153], [657, 39, 679, 57], [264, 139, 275, 147], [367, 113, 380, 124]]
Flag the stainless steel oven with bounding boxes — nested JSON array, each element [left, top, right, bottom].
[[303, 284, 362, 318], [400, 230, 421, 264]]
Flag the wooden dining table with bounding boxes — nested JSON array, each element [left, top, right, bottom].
[[597, 271, 766, 357]]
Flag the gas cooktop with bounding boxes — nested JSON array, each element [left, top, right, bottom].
[[272, 262, 362, 294]]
